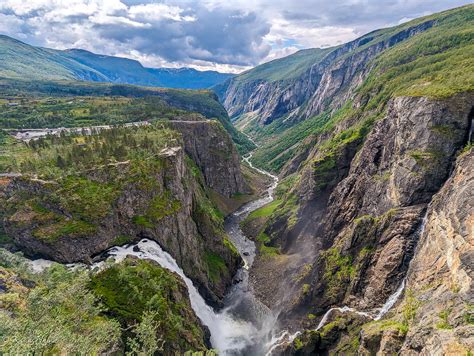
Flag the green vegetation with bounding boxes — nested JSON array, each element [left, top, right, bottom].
[[0, 77, 254, 153], [112, 235, 133, 246], [246, 199, 282, 220], [364, 319, 409, 337], [0, 35, 232, 89], [90, 258, 207, 352], [1, 125, 188, 241], [219, 47, 333, 86], [321, 248, 355, 301], [256, 231, 280, 257], [409, 150, 445, 169], [146, 191, 182, 221], [0, 248, 209, 354], [436, 308, 453, 330], [242, 5, 474, 172], [0, 259, 121, 354], [204, 251, 229, 284]]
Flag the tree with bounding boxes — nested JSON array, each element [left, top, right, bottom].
[[0, 265, 121, 354], [126, 311, 163, 356]]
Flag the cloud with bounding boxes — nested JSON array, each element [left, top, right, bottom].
[[0, 0, 471, 72]]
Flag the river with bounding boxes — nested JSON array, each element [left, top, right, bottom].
[[27, 149, 414, 354], [28, 151, 281, 355]]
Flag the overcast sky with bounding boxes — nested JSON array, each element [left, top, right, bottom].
[[0, 0, 471, 73]]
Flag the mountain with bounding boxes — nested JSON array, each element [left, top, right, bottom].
[[0, 3, 473, 355], [216, 4, 474, 172], [230, 4, 473, 354], [0, 77, 255, 154], [0, 35, 234, 89]]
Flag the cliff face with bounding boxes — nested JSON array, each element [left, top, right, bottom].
[[397, 149, 473, 354], [217, 20, 434, 127], [167, 120, 250, 197], [0, 122, 248, 306], [256, 94, 472, 327], [310, 95, 471, 309]]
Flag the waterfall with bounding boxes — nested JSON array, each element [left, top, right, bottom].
[[374, 278, 406, 321], [265, 330, 301, 356], [374, 210, 428, 320], [316, 306, 371, 330], [264, 210, 431, 353], [26, 149, 281, 355], [101, 239, 263, 353]]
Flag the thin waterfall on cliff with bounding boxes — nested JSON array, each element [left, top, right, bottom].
[[264, 210, 431, 353]]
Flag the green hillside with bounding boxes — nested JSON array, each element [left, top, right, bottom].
[[0, 35, 233, 89], [0, 36, 105, 81], [243, 4, 474, 172], [0, 78, 254, 153], [234, 47, 333, 84]]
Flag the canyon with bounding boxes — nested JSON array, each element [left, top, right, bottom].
[[0, 3, 473, 355]]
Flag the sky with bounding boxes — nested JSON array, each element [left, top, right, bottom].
[[0, 0, 471, 73]]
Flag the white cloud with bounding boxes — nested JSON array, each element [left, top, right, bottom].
[[0, 0, 471, 72]]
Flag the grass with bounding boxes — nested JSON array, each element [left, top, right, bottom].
[[256, 231, 279, 257], [241, 5, 474, 173], [321, 248, 355, 301], [0, 77, 254, 154], [436, 309, 453, 330], [204, 251, 228, 284], [246, 199, 281, 220], [224, 47, 333, 84], [111, 235, 132, 246]]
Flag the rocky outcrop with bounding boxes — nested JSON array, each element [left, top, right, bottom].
[[167, 120, 250, 197], [91, 257, 211, 354], [261, 93, 473, 330], [312, 95, 472, 309], [397, 148, 474, 355], [0, 122, 250, 306]]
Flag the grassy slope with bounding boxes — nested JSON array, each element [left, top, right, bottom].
[[248, 4, 474, 172], [234, 48, 333, 84], [0, 35, 105, 81], [0, 35, 232, 89]]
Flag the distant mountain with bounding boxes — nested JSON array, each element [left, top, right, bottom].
[[0, 35, 234, 89]]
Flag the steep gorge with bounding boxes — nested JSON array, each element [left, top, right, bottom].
[[0, 4, 473, 355], [0, 120, 250, 306], [223, 4, 473, 354]]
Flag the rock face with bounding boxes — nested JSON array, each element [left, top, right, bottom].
[[259, 93, 473, 330], [397, 148, 474, 355], [0, 122, 247, 306], [311, 95, 473, 309], [167, 120, 250, 197], [269, 102, 473, 354], [217, 20, 435, 127]]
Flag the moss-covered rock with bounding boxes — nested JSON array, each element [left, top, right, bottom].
[[90, 258, 210, 355]]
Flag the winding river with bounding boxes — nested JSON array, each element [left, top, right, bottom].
[[27, 149, 413, 354], [28, 151, 281, 354], [108, 153, 281, 354]]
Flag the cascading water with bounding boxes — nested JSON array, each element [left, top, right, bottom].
[[374, 278, 406, 321], [28, 151, 281, 355], [266, 210, 431, 353], [103, 152, 281, 354]]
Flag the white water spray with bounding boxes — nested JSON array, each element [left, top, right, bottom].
[[104, 240, 264, 352], [374, 278, 406, 321]]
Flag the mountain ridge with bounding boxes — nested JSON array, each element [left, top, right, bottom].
[[0, 35, 234, 89]]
